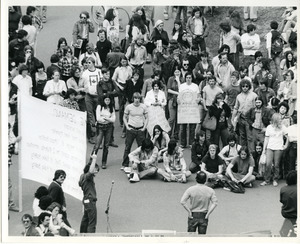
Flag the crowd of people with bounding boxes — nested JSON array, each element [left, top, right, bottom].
[[8, 5, 297, 236]]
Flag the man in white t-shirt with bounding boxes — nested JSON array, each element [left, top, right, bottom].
[[241, 24, 260, 68], [82, 57, 103, 144], [178, 72, 200, 148]]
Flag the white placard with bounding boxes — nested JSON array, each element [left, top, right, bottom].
[[177, 90, 200, 124], [19, 94, 86, 200]]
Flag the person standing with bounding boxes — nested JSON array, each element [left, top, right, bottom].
[[186, 7, 209, 52], [48, 170, 70, 227], [241, 24, 260, 67], [82, 57, 103, 144], [79, 154, 99, 233], [121, 92, 148, 169], [180, 171, 218, 234], [231, 79, 257, 151], [279, 170, 297, 237], [72, 11, 95, 58]]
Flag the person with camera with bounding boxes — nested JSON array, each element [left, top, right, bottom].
[[72, 11, 95, 59]]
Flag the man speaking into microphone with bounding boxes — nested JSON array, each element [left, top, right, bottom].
[[79, 154, 99, 233]]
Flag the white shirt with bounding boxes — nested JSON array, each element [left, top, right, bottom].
[[23, 25, 37, 47], [179, 82, 200, 94], [144, 90, 167, 107], [43, 79, 67, 104], [286, 124, 297, 142], [96, 105, 116, 124], [194, 18, 203, 35], [241, 33, 260, 56], [82, 68, 103, 95], [12, 74, 33, 96], [265, 125, 287, 150]]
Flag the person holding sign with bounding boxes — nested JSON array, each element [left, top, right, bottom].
[[79, 154, 99, 233], [177, 72, 200, 148]]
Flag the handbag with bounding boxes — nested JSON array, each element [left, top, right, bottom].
[[259, 153, 266, 165], [202, 113, 217, 131]]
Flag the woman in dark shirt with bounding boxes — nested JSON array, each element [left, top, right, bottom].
[[208, 92, 231, 147]]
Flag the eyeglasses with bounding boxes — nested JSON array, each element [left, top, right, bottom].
[[59, 175, 66, 179], [183, 64, 189, 66]]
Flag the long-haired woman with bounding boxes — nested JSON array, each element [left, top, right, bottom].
[[93, 95, 116, 169], [260, 113, 289, 187]]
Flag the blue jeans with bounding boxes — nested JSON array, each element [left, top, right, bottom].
[[85, 94, 98, 139], [188, 212, 208, 234], [80, 200, 97, 233], [264, 149, 283, 182], [122, 129, 145, 167], [93, 123, 113, 164]]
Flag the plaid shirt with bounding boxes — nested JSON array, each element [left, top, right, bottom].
[[31, 16, 43, 30], [58, 56, 78, 77]]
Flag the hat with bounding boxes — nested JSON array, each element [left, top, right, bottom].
[[86, 43, 94, 50], [155, 19, 163, 28]]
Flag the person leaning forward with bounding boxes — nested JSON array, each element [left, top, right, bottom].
[[180, 171, 218, 234]]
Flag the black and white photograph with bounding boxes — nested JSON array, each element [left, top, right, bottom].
[[2, 0, 299, 243]]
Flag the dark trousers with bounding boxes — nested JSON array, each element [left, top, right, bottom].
[[188, 212, 208, 234], [119, 94, 126, 126], [192, 36, 206, 52], [80, 201, 97, 233], [122, 129, 145, 167], [180, 124, 196, 147], [74, 39, 89, 59], [288, 142, 297, 172], [93, 123, 113, 165], [238, 116, 253, 152], [85, 94, 98, 139]]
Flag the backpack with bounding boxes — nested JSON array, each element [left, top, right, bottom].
[[271, 30, 284, 55]]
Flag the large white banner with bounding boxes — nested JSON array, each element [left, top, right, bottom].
[[177, 90, 200, 124], [19, 95, 86, 200]]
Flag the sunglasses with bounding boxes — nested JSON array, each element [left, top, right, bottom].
[[183, 64, 189, 66]]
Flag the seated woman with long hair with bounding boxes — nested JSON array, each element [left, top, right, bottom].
[[157, 139, 191, 183], [46, 202, 75, 236], [151, 124, 170, 162]]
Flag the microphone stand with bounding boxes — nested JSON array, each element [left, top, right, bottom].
[[105, 181, 114, 233]]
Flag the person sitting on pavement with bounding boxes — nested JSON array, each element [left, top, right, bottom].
[[157, 139, 192, 183], [151, 124, 170, 163], [21, 214, 40, 236], [35, 212, 52, 236], [46, 202, 75, 236], [218, 133, 242, 169], [226, 146, 256, 188], [189, 130, 209, 174], [128, 138, 158, 182], [32, 186, 49, 224], [201, 144, 225, 188]]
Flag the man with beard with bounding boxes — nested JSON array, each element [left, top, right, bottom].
[[246, 96, 274, 150], [126, 35, 147, 83]]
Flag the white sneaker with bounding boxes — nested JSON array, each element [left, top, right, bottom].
[[260, 181, 269, 186], [273, 181, 278, 187], [124, 167, 131, 174]]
